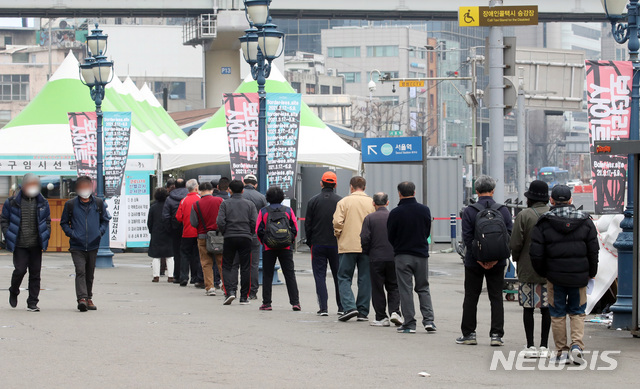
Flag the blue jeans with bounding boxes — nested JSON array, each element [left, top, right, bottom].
[[549, 284, 586, 317], [337, 253, 371, 316]]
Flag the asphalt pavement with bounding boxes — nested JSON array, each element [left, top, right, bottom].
[[0, 249, 638, 388]]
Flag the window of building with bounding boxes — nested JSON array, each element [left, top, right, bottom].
[[338, 72, 361, 83], [320, 85, 331, 95], [4, 36, 12, 45], [332, 86, 342, 94], [291, 82, 301, 93], [0, 74, 29, 101], [12, 52, 29, 63], [571, 24, 601, 40], [306, 84, 316, 94], [154, 81, 186, 100], [0, 110, 11, 127], [367, 71, 399, 82], [367, 45, 399, 57], [327, 46, 361, 58], [379, 96, 400, 106]]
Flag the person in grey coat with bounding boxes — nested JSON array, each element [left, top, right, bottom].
[[241, 174, 268, 299]]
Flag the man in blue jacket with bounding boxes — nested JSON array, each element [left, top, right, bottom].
[[60, 176, 111, 312], [1, 173, 51, 312]]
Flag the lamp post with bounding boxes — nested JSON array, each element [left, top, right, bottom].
[[602, 0, 639, 329], [79, 24, 115, 268], [239, 0, 284, 195]]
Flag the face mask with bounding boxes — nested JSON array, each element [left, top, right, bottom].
[[24, 186, 40, 198], [78, 189, 92, 199]]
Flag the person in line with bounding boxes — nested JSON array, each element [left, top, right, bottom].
[[256, 186, 300, 311], [361, 192, 402, 327], [387, 183, 435, 334], [163, 178, 187, 284], [305, 171, 343, 316], [60, 176, 111, 312], [509, 180, 551, 359], [1, 173, 51, 312], [211, 177, 230, 289], [242, 174, 268, 300], [148, 187, 175, 283], [217, 180, 258, 305], [190, 182, 224, 296], [175, 179, 204, 288], [530, 185, 599, 365], [333, 176, 375, 322], [457, 175, 512, 346]]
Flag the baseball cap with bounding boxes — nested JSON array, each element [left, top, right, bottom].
[[321, 171, 337, 184], [551, 185, 572, 202], [243, 174, 257, 182]]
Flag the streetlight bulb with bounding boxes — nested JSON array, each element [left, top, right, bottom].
[[601, 0, 629, 18], [245, 0, 271, 26]]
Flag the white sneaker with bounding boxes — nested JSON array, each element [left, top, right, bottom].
[[390, 312, 403, 327], [205, 288, 217, 296], [551, 350, 570, 365], [521, 346, 539, 359], [370, 318, 391, 327], [538, 346, 551, 359]]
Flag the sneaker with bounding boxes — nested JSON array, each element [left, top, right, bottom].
[[9, 291, 17, 308], [337, 311, 344, 316], [455, 332, 478, 345], [424, 323, 437, 333], [490, 334, 504, 347], [259, 304, 272, 311], [338, 309, 358, 322], [223, 295, 236, 305], [249, 293, 258, 300], [521, 346, 539, 359], [370, 318, 391, 327], [180, 281, 188, 287], [552, 350, 570, 365], [239, 298, 250, 305], [390, 312, 403, 327], [205, 288, 217, 296], [397, 326, 416, 334], [194, 282, 205, 289], [77, 299, 88, 312], [87, 299, 97, 311], [26, 304, 40, 312], [538, 346, 551, 359], [317, 310, 329, 316], [569, 345, 584, 365], [356, 313, 368, 321], [292, 304, 302, 311]]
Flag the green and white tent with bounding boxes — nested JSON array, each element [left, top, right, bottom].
[[161, 67, 360, 171]]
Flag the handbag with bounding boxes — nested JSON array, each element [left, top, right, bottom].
[[196, 202, 224, 254]]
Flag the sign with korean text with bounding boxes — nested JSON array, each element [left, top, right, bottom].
[[266, 93, 301, 199], [105, 196, 126, 249], [586, 60, 632, 214], [459, 6, 538, 27], [125, 172, 150, 248], [224, 93, 259, 180], [103, 112, 132, 198], [362, 137, 423, 163], [399, 80, 425, 88], [68, 112, 98, 180]]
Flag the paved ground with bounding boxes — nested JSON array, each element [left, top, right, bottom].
[[1, 248, 638, 388]]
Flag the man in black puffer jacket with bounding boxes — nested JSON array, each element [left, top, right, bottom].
[[530, 185, 599, 365]]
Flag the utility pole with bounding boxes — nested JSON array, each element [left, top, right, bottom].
[[488, 0, 505, 202], [516, 66, 526, 201], [469, 47, 481, 184]]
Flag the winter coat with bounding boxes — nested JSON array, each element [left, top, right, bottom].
[[387, 198, 432, 258], [216, 193, 258, 240], [147, 200, 174, 258], [0, 191, 51, 252], [530, 205, 599, 288], [256, 204, 298, 251], [332, 191, 375, 254], [242, 185, 268, 211], [304, 188, 342, 247], [60, 196, 111, 251], [462, 196, 513, 268], [509, 202, 549, 284], [190, 194, 224, 239], [175, 192, 201, 238], [162, 187, 188, 232], [360, 207, 395, 261]]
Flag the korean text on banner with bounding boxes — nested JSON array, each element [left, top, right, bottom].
[[224, 93, 259, 180], [68, 112, 98, 180], [125, 172, 150, 248], [266, 93, 301, 199], [586, 60, 633, 214], [105, 196, 126, 249], [103, 112, 132, 198]]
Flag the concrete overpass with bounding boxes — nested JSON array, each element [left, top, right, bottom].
[[0, 0, 609, 22]]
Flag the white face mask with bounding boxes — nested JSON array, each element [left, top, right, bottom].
[[78, 189, 92, 199], [24, 186, 40, 198]]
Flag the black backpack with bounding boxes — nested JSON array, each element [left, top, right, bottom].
[[471, 202, 510, 262], [263, 206, 295, 249]]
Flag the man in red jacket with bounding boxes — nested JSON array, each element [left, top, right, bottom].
[[175, 179, 203, 287], [191, 182, 224, 295]]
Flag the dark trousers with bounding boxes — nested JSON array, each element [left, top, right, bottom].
[[232, 236, 260, 294], [311, 245, 342, 312], [370, 260, 401, 321], [171, 230, 182, 280], [10, 247, 43, 305], [70, 249, 97, 300], [213, 262, 222, 287], [222, 237, 252, 298], [395, 254, 434, 329], [180, 237, 203, 284], [461, 265, 505, 337], [262, 248, 299, 306]]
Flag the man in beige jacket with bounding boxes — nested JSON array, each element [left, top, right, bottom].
[[333, 176, 375, 322]]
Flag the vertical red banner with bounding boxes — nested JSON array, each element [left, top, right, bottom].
[[68, 112, 98, 181], [224, 93, 259, 180], [586, 60, 633, 214]]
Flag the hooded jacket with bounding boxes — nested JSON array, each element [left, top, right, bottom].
[[162, 187, 188, 231], [1, 191, 51, 252], [530, 205, 599, 288], [60, 196, 111, 251], [509, 202, 549, 284]]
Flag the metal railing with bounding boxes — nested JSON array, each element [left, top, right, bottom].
[[183, 14, 218, 46]]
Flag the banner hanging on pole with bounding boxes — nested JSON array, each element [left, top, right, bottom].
[[103, 111, 132, 198], [266, 93, 301, 199], [586, 60, 633, 214], [224, 93, 259, 180], [68, 112, 98, 181]]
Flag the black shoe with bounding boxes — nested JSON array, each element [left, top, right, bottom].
[[172, 278, 181, 284], [338, 309, 358, 322], [456, 332, 478, 345], [9, 291, 17, 308], [26, 304, 40, 312], [223, 294, 236, 305], [317, 310, 329, 316], [356, 313, 368, 321], [180, 281, 188, 287], [239, 298, 250, 305], [490, 333, 504, 347], [249, 293, 258, 300], [194, 282, 205, 289], [424, 322, 437, 333], [77, 299, 88, 312]]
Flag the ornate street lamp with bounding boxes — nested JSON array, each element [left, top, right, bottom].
[[79, 23, 115, 268], [602, 0, 639, 329]]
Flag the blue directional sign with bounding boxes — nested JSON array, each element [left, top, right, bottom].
[[362, 136, 423, 163]]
